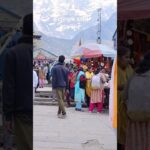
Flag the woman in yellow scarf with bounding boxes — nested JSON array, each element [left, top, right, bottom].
[[85, 67, 93, 107]]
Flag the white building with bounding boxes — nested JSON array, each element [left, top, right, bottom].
[[34, 48, 57, 60]]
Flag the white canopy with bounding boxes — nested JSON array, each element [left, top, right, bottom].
[[71, 43, 116, 58]]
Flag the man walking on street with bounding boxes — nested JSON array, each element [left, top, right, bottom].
[[52, 55, 69, 119]]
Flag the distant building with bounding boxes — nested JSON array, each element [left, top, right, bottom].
[[33, 34, 58, 60], [33, 48, 57, 61]]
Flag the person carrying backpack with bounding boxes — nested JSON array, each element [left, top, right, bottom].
[[124, 51, 150, 150], [89, 68, 106, 113], [74, 67, 86, 111]]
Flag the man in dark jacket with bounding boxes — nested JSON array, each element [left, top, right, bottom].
[[52, 55, 69, 118], [2, 14, 33, 150]]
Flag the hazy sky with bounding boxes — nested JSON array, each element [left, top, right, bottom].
[[34, 0, 117, 38]]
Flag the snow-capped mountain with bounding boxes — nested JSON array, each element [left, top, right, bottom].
[[73, 12, 117, 44], [34, 12, 117, 57], [34, 0, 116, 39]]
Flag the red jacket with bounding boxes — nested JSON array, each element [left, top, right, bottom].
[[68, 72, 76, 88]]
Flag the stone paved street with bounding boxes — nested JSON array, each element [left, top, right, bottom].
[[34, 105, 116, 150]]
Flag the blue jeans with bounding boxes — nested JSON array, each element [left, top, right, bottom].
[[70, 88, 75, 100]]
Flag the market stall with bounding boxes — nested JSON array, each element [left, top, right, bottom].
[[71, 43, 116, 73], [118, 1, 150, 68], [116, 1, 150, 147], [70, 43, 117, 110]]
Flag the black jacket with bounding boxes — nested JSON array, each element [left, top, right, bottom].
[[2, 35, 33, 121], [51, 62, 69, 89]]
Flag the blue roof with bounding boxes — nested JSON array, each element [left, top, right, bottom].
[[34, 48, 58, 57]]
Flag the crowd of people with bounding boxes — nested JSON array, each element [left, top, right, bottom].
[[33, 55, 113, 118]]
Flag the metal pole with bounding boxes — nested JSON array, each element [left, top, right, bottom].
[[100, 8, 101, 44], [97, 8, 101, 44]]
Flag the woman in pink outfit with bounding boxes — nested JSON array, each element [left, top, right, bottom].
[[89, 68, 106, 113]]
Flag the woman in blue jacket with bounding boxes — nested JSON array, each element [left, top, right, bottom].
[[74, 67, 85, 111]]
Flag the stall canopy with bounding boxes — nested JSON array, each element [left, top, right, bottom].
[[71, 43, 116, 58], [118, 0, 150, 20]]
